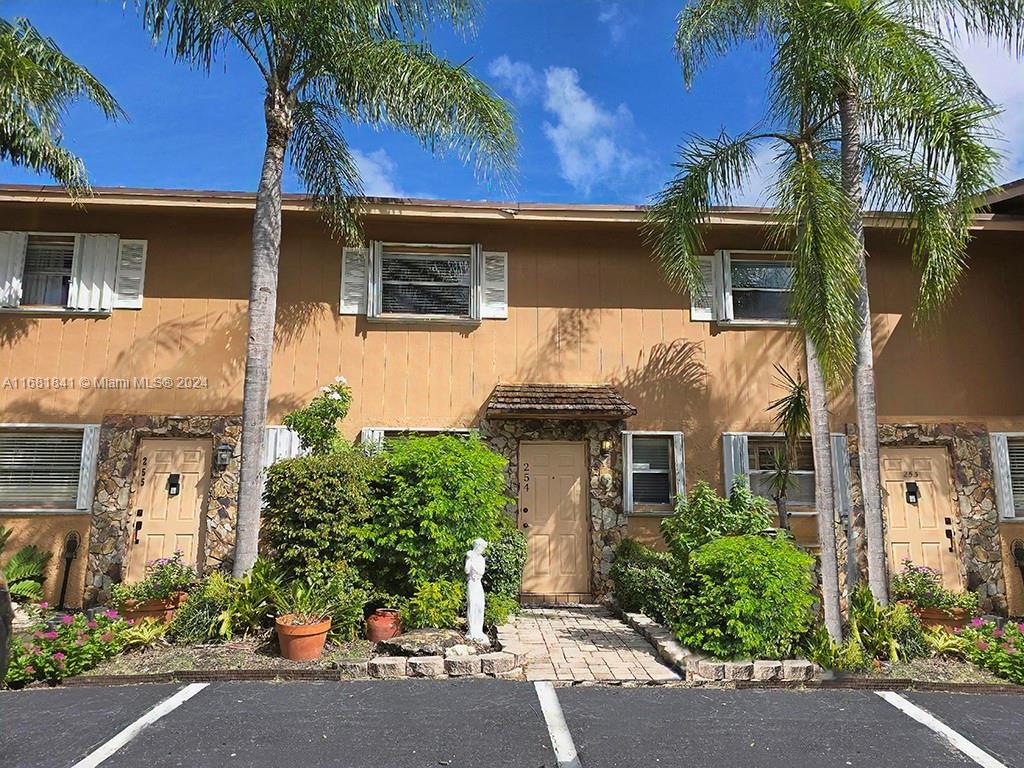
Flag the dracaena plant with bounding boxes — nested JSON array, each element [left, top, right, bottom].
[[137, 1, 517, 576]]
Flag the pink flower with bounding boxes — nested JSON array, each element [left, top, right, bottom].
[[41, 631, 58, 640], [1018, 623, 1024, 634], [60, 614, 74, 624], [104, 609, 119, 619], [38, 601, 48, 609], [127, 619, 135, 626], [971, 617, 984, 628], [976, 640, 990, 651], [1007, 646, 1018, 655], [25, 665, 34, 674], [993, 627, 1004, 638], [75, 638, 86, 646], [952, 627, 961, 634], [52, 651, 65, 661], [100, 632, 114, 643], [87, 620, 97, 629]]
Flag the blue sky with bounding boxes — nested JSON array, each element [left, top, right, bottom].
[[2, 1, 1022, 205]]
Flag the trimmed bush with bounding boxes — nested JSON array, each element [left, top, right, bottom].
[[673, 534, 815, 659], [609, 539, 679, 624], [282, 379, 353, 455], [483, 528, 527, 600], [484, 593, 520, 627], [168, 576, 229, 644], [402, 580, 466, 630], [262, 447, 378, 583], [661, 479, 772, 560], [361, 434, 513, 595]]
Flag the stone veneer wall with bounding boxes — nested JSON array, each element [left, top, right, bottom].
[[846, 422, 1006, 613], [479, 417, 627, 597], [85, 414, 241, 605]]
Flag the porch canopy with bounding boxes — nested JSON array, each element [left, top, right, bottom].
[[486, 383, 637, 420]]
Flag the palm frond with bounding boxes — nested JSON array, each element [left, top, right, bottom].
[[767, 363, 810, 451], [2, 544, 50, 601], [675, 0, 784, 87]]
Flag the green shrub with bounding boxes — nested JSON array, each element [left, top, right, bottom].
[[402, 580, 466, 630], [609, 539, 680, 625], [211, 559, 283, 639], [282, 379, 353, 455], [362, 434, 514, 595], [483, 528, 527, 599], [673, 534, 815, 659], [307, 565, 368, 642], [661, 479, 772, 561], [847, 584, 926, 663], [4, 609, 129, 686], [168, 577, 229, 644], [803, 624, 872, 672], [262, 447, 378, 583], [959, 619, 1024, 685], [0, 526, 51, 602], [484, 593, 519, 627], [110, 551, 196, 606], [891, 559, 980, 614]]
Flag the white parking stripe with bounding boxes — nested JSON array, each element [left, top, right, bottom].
[[71, 683, 209, 768], [534, 681, 582, 768], [876, 691, 1008, 768]]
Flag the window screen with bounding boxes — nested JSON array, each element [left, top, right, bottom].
[[747, 436, 815, 506], [379, 244, 472, 317], [1008, 438, 1024, 515], [0, 430, 83, 508], [730, 260, 793, 321], [22, 234, 75, 307], [631, 436, 674, 505]]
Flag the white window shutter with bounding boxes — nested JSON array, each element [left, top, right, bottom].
[[359, 427, 385, 449], [722, 433, 750, 494], [262, 426, 305, 468], [0, 231, 28, 307], [480, 250, 509, 319], [672, 432, 685, 500], [77, 425, 101, 510], [340, 246, 369, 315], [113, 239, 147, 309], [622, 431, 634, 513], [716, 250, 733, 321], [990, 432, 1016, 520], [831, 433, 851, 521], [690, 255, 716, 321], [69, 234, 118, 311]]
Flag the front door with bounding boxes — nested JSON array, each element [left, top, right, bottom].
[[518, 441, 590, 598], [125, 438, 211, 582], [881, 446, 963, 590]]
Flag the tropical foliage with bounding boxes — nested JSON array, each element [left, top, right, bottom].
[[109, 551, 196, 606], [282, 378, 353, 455], [891, 558, 980, 614], [0, 16, 124, 191], [0, 525, 51, 602]]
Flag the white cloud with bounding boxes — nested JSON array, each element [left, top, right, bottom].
[[541, 66, 645, 195], [487, 55, 540, 102], [352, 148, 406, 198], [731, 142, 782, 207], [955, 39, 1024, 181], [597, 2, 634, 44]]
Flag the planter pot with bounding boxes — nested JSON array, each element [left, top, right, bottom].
[[366, 608, 402, 643], [276, 614, 331, 661], [899, 601, 972, 632], [118, 591, 187, 624]]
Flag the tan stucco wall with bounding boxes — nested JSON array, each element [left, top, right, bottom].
[[1, 514, 90, 608]]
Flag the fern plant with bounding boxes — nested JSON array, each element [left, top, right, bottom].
[[0, 526, 51, 602]]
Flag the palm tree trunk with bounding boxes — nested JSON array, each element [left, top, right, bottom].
[[805, 335, 844, 642], [839, 91, 889, 605], [233, 89, 293, 577]]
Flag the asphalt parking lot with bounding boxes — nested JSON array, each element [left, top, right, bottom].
[[2, 680, 1022, 767]]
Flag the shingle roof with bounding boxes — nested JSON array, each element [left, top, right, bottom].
[[486, 383, 637, 420]]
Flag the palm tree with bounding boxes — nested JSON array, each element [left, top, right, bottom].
[[0, 16, 124, 192], [766, 364, 810, 532], [667, 0, 1013, 605], [139, 1, 516, 576]]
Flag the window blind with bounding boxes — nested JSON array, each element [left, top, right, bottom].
[[0, 430, 83, 507]]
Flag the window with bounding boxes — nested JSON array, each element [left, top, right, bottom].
[[0, 430, 84, 509], [379, 243, 473, 318], [1008, 438, 1024, 516], [689, 250, 795, 325], [623, 432, 684, 512], [359, 427, 473, 449], [729, 259, 794, 321], [747, 436, 815, 507], [21, 235, 75, 307], [340, 243, 508, 321]]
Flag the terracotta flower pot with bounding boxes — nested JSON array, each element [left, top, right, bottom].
[[366, 608, 402, 642], [899, 600, 972, 632], [276, 614, 332, 661], [118, 591, 187, 624]]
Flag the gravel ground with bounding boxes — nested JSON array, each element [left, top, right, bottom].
[[87, 636, 375, 675]]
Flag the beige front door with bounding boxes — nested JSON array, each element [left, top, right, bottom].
[[125, 439, 211, 582], [518, 441, 590, 597], [881, 446, 962, 590]]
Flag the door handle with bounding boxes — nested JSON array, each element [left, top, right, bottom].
[[945, 529, 954, 553], [522, 522, 530, 528], [133, 520, 143, 545]]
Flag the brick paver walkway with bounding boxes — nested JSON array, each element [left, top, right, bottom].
[[498, 605, 680, 683]]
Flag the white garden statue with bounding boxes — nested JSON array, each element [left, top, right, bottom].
[[465, 538, 490, 645]]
